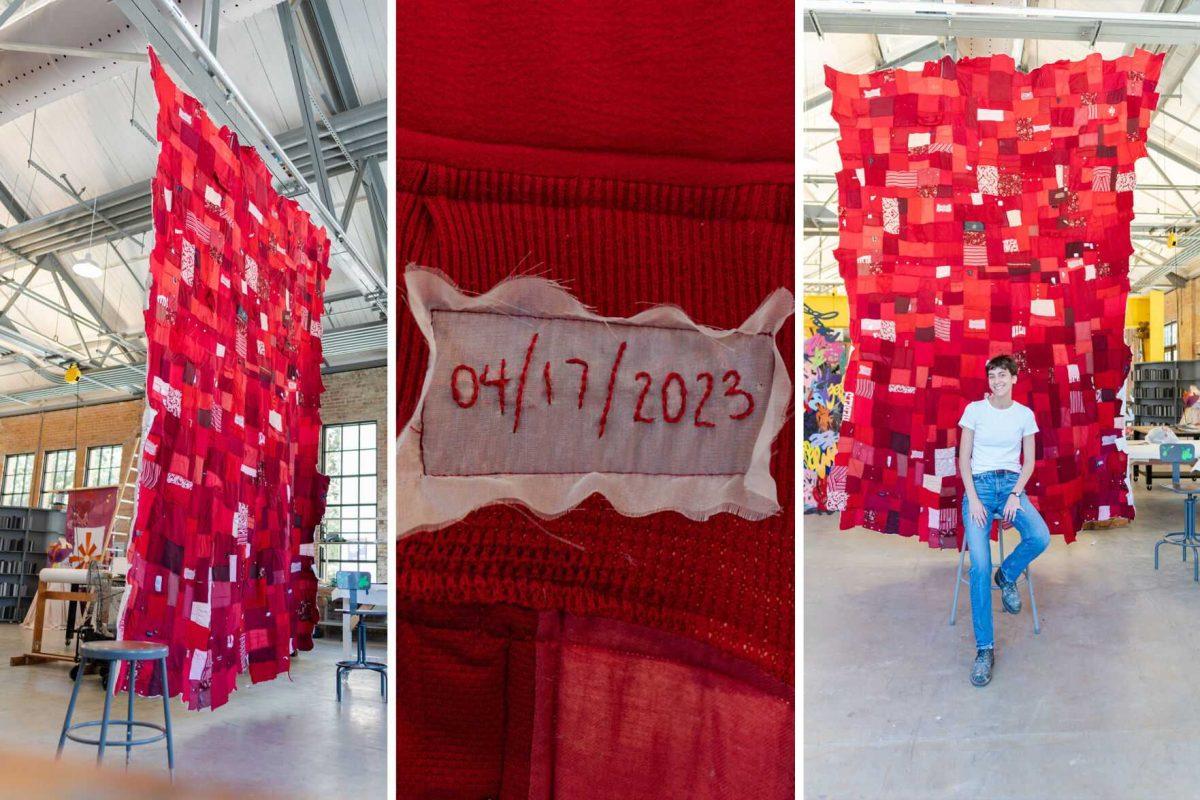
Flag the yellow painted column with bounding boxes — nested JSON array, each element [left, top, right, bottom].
[[1146, 290, 1165, 362]]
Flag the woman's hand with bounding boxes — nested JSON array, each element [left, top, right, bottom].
[[967, 496, 987, 528], [1003, 494, 1021, 523]]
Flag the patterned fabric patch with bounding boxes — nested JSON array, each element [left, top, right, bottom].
[[803, 307, 849, 514], [825, 50, 1163, 546]]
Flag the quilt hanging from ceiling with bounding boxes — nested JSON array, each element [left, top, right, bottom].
[[120, 51, 330, 710], [826, 51, 1163, 548], [803, 305, 849, 514]]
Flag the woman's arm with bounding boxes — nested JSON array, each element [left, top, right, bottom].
[[1002, 434, 1037, 522], [959, 428, 987, 526], [959, 427, 978, 504], [1014, 433, 1035, 494]]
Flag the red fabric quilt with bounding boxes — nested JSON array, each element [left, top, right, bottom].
[[827, 51, 1163, 547], [120, 52, 329, 710]]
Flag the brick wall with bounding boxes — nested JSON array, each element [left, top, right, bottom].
[[1164, 282, 1198, 361], [0, 365, 387, 576], [319, 367, 388, 579], [0, 399, 143, 503]]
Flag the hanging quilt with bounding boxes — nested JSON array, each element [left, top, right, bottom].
[[803, 305, 849, 513], [120, 51, 329, 710], [826, 51, 1163, 547]]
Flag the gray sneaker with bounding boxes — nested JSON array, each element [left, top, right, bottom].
[[971, 648, 994, 687], [995, 567, 1021, 614]]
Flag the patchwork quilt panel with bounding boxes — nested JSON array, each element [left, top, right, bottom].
[[826, 51, 1163, 547], [120, 52, 329, 709]]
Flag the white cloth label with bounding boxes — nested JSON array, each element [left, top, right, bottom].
[[397, 268, 793, 533]]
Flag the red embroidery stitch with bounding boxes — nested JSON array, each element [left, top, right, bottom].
[[513, 332, 539, 434], [450, 365, 479, 408], [481, 360, 509, 416], [566, 358, 589, 409], [694, 372, 716, 428], [633, 372, 656, 424], [543, 360, 553, 405], [723, 369, 754, 420], [598, 341, 627, 438], [662, 372, 686, 424]]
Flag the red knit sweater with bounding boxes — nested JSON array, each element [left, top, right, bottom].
[[397, 0, 795, 684]]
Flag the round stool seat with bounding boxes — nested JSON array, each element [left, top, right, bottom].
[[81, 640, 168, 661]]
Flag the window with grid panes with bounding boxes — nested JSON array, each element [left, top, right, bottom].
[[84, 445, 123, 487], [1, 453, 35, 506], [1165, 321, 1178, 362], [319, 422, 379, 583], [40, 449, 76, 508]]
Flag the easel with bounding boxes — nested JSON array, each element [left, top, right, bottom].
[[10, 571, 92, 666], [11, 432, 142, 667]]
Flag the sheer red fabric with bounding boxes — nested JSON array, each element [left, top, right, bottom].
[[827, 52, 1164, 547], [120, 52, 329, 710]]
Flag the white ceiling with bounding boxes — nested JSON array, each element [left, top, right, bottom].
[[803, 0, 1200, 295], [0, 0, 387, 400]]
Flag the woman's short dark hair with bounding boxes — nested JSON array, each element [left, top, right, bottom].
[[985, 354, 1019, 376]]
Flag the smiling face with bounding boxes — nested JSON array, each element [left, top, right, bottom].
[[988, 366, 1017, 399]]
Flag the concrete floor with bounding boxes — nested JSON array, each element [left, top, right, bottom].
[[0, 625, 386, 798], [805, 481, 1200, 800]]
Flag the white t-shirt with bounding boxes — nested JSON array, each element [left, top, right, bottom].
[[958, 399, 1039, 475]]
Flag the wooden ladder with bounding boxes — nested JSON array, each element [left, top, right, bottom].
[[107, 433, 142, 576]]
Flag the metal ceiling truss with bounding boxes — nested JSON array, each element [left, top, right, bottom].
[[0, 0, 389, 402], [0, 100, 385, 273], [112, 0, 386, 300], [804, 2, 1200, 45]]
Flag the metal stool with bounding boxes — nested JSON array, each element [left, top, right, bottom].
[[1154, 442, 1200, 582], [57, 640, 174, 775], [334, 571, 387, 702], [949, 518, 1041, 635]]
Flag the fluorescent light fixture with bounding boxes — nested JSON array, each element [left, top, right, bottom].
[[72, 253, 102, 279]]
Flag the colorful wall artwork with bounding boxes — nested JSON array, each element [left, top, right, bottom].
[[120, 52, 330, 710], [803, 305, 849, 514], [825, 51, 1163, 548]]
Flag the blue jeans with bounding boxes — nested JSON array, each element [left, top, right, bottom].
[[962, 470, 1051, 650]]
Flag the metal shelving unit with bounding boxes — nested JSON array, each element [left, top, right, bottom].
[[0, 506, 65, 623], [1131, 360, 1200, 426]]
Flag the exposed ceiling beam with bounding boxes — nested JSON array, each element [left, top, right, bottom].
[[804, 1, 1200, 45], [0, 41, 146, 62], [113, 0, 385, 299], [0, 100, 385, 272]]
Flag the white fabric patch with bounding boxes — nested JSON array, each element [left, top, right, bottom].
[[269, 410, 283, 432], [1031, 298, 1057, 317], [977, 108, 1005, 121], [189, 650, 209, 682], [397, 268, 793, 534], [936, 265, 951, 278], [191, 602, 211, 628], [1007, 209, 1022, 227], [204, 185, 222, 207], [908, 131, 931, 148], [1068, 364, 1081, 382]]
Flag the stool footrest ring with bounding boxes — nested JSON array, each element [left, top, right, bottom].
[[64, 719, 167, 748]]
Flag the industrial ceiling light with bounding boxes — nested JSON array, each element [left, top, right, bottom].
[[72, 253, 102, 278], [73, 196, 102, 278]]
